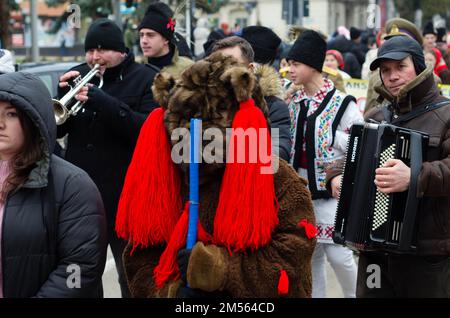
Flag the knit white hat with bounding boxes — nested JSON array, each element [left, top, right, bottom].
[[0, 49, 15, 74]]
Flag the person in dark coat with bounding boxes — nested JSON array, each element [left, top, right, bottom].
[[0, 72, 107, 298], [350, 27, 367, 66], [328, 34, 362, 79], [211, 35, 292, 162], [56, 19, 158, 297], [327, 36, 450, 297]]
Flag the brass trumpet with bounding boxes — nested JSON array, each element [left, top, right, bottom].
[[53, 64, 104, 125]]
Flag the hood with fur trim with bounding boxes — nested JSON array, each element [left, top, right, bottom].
[[253, 64, 284, 99]]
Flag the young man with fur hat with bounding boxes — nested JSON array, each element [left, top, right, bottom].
[[115, 53, 317, 298], [57, 18, 159, 298], [210, 35, 292, 162], [287, 30, 363, 298], [283, 27, 347, 100], [327, 35, 450, 298], [138, 2, 193, 78]]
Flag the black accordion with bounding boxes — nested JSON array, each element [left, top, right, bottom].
[[333, 123, 429, 253]]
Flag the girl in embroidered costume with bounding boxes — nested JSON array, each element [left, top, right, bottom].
[[115, 53, 316, 298], [287, 30, 363, 298]]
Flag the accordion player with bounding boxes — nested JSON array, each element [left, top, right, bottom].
[[333, 122, 429, 253]]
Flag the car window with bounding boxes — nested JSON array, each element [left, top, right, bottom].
[[36, 73, 54, 95]]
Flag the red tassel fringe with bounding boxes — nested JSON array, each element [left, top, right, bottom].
[[214, 99, 279, 252], [154, 203, 213, 289], [153, 203, 190, 289], [278, 269, 289, 296], [115, 107, 182, 249]]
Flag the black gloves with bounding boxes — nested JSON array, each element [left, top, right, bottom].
[[86, 85, 117, 112], [177, 248, 191, 284]]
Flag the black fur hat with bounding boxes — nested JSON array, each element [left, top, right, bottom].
[[287, 30, 326, 72], [423, 21, 437, 36], [241, 26, 281, 64]]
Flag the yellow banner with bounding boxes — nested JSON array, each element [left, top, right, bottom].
[[343, 80, 450, 113], [439, 84, 450, 99], [344, 79, 369, 113]]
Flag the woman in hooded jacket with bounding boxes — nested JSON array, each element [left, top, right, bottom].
[[0, 72, 107, 298]]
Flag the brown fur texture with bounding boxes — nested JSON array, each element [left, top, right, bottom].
[[158, 53, 270, 185], [151, 73, 176, 109], [255, 64, 284, 99], [220, 66, 255, 101], [187, 242, 228, 292], [123, 160, 316, 298], [122, 54, 315, 298]]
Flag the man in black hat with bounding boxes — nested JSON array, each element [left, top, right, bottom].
[[423, 21, 438, 52], [57, 18, 159, 298], [138, 2, 192, 78], [327, 35, 450, 297], [241, 26, 282, 65], [436, 27, 450, 65], [211, 35, 291, 162], [350, 26, 367, 66], [365, 17, 427, 113], [287, 30, 362, 298]]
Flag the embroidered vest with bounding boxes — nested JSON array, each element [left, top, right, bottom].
[[291, 88, 355, 199]]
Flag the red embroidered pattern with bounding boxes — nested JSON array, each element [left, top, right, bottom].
[[293, 78, 334, 115], [316, 224, 334, 239]]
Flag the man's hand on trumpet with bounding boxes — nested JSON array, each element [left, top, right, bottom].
[[59, 71, 89, 103], [59, 71, 113, 109]]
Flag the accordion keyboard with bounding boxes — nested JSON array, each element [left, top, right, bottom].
[[372, 144, 396, 231]]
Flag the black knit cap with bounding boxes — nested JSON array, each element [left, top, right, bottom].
[[287, 30, 326, 72], [423, 21, 437, 36], [350, 27, 362, 40], [241, 26, 281, 64], [437, 27, 448, 43], [84, 19, 126, 53], [138, 2, 175, 40], [203, 30, 227, 57]]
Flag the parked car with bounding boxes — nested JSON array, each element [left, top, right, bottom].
[[20, 62, 79, 97]]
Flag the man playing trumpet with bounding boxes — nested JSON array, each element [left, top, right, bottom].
[[56, 18, 159, 298]]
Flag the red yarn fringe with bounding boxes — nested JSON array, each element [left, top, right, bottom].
[[115, 107, 182, 249], [214, 99, 279, 252], [154, 203, 213, 289], [278, 269, 289, 296]]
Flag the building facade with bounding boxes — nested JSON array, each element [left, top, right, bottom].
[[205, 0, 386, 40]]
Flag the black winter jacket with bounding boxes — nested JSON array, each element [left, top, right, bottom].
[[57, 51, 158, 228], [265, 96, 291, 162], [0, 72, 107, 297], [254, 64, 292, 162]]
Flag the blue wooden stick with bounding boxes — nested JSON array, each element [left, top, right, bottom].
[[186, 118, 201, 250]]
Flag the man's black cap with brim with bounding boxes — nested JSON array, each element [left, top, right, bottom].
[[370, 36, 425, 71]]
